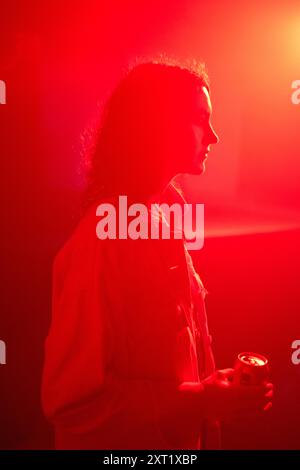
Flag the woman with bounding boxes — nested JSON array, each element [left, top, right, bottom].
[[42, 60, 272, 449]]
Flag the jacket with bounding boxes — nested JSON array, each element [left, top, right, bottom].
[[41, 185, 218, 449]]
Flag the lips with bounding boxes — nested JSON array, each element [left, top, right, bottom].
[[200, 151, 209, 160]]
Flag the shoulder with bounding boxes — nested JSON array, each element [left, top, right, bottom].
[[53, 197, 119, 273]]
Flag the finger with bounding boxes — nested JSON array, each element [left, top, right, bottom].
[[236, 384, 267, 399], [235, 392, 272, 412], [263, 401, 273, 412], [265, 383, 274, 392], [250, 391, 273, 406], [265, 389, 273, 399], [216, 368, 235, 381], [238, 405, 272, 421], [242, 395, 271, 411], [233, 407, 264, 421]]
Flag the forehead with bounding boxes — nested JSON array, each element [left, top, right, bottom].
[[194, 85, 212, 115]]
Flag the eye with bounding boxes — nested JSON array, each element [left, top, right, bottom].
[[193, 113, 210, 126], [191, 124, 203, 139], [193, 119, 209, 129]]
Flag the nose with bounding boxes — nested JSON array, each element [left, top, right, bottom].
[[208, 123, 219, 145]]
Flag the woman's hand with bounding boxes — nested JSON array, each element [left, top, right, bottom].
[[201, 368, 274, 421]]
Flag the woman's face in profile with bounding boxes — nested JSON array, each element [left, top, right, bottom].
[[177, 86, 219, 175]]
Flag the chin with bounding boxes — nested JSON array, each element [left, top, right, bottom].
[[188, 161, 206, 175], [181, 157, 207, 176]]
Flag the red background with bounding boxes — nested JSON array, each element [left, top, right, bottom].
[[1, 0, 299, 449]]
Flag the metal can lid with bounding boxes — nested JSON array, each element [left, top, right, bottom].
[[238, 352, 268, 366]]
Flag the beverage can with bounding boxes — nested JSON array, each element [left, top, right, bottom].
[[234, 352, 269, 385]]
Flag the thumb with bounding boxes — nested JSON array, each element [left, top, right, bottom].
[[216, 368, 235, 382]]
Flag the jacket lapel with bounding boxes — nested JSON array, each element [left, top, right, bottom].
[[154, 237, 193, 330]]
